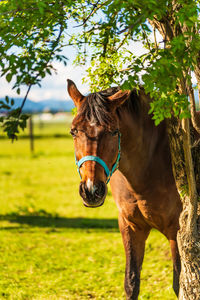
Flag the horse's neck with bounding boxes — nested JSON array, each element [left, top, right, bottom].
[[118, 98, 171, 190]]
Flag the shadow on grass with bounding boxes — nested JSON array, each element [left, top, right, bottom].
[[0, 134, 72, 140], [0, 213, 119, 231]]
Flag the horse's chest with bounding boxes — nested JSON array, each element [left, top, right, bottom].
[[118, 192, 165, 230], [137, 198, 164, 228], [111, 172, 170, 229]]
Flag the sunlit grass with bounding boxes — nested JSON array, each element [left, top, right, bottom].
[[0, 120, 176, 299]]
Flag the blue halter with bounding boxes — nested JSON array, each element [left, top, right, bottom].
[[75, 132, 121, 184]]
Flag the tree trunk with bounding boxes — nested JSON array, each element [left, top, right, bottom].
[[148, 4, 200, 297], [167, 117, 200, 299]]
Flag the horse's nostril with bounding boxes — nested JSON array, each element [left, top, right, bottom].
[[95, 181, 106, 198], [79, 181, 107, 206], [79, 182, 86, 198]]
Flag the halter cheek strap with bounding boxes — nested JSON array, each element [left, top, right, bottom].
[[75, 133, 121, 184]]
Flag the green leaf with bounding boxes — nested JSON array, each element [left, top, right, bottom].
[[1, 104, 10, 110], [20, 114, 29, 120], [46, 69, 51, 75], [6, 73, 12, 83], [155, 119, 161, 126]]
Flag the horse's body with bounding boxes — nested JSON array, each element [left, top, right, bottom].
[[67, 80, 182, 299], [109, 91, 181, 299]]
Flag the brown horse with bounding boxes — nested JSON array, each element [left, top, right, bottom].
[[67, 79, 182, 299]]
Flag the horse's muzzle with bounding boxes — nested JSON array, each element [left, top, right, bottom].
[[79, 181, 107, 208]]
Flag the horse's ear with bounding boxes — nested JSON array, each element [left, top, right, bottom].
[[67, 79, 84, 109], [108, 90, 130, 109]]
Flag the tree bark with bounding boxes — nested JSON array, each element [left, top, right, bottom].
[[148, 4, 200, 298], [167, 117, 200, 299]]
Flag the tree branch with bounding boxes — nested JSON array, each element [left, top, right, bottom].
[[116, 29, 130, 51], [0, 7, 39, 16], [18, 84, 32, 116], [141, 25, 151, 50], [153, 25, 158, 52], [74, 0, 109, 28], [18, 23, 65, 119]]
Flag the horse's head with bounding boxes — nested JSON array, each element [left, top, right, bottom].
[[67, 79, 130, 208]]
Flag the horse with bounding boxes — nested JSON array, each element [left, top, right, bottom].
[[67, 79, 182, 300]]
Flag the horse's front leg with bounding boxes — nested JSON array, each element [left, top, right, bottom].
[[164, 220, 181, 297], [170, 239, 181, 297], [118, 214, 150, 300]]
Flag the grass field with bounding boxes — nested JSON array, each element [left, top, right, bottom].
[[0, 116, 176, 299]]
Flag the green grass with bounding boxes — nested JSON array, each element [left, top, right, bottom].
[[0, 119, 176, 299]]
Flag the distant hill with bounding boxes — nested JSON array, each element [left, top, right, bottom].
[[36, 99, 75, 113], [0, 90, 199, 114], [0, 98, 75, 113]]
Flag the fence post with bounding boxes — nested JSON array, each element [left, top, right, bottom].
[[28, 115, 34, 153]]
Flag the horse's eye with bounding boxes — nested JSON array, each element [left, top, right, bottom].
[[111, 129, 119, 136], [70, 128, 78, 137]]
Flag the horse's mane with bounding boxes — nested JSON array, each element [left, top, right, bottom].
[[78, 87, 141, 126]]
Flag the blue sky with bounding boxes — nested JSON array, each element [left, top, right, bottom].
[[0, 14, 152, 103], [0, 29, 197, 102], [0, 38, 149, 102], [0, 44, 89, 102], [0, 18, 91, 102]]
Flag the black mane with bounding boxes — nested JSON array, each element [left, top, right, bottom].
[[78, 86, 140, 126]]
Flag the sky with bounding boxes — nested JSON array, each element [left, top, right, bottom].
[[0, 38, 149, 102], [0, 11, 152, 104], [0, 29, 197, 103], [0, 48, 88, 102]]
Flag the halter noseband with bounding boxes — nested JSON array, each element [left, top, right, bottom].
[[75, 132, 121, 184]]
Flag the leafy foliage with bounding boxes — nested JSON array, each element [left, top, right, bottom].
[[0, 0, 70, 138], [0, 97, 29, 139], [0, 0, 200, 138], [74, 0, 200, 124]]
